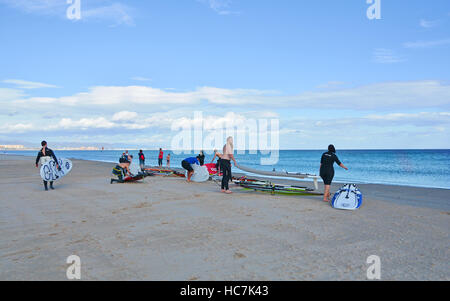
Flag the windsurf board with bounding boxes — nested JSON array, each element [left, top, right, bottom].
[[40, 158, 72, 182]]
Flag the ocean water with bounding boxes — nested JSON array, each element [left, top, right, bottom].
[[2, 149, 450, 189]]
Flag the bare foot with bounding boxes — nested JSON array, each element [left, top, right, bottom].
[[225, 190, 233, 194], [221, 189, 225, 193]]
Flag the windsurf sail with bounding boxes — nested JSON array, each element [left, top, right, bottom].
[[234, 178, 323, 196], [235, 164, 320, 190]]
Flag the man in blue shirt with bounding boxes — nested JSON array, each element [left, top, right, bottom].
[[181, 157, 199, 182]]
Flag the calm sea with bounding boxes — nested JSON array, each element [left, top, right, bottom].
[[2, 149, 450, 189]]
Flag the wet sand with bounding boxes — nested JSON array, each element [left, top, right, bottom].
[[0, 155, 448, 280]]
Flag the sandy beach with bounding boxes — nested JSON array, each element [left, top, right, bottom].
[[0, 154, 448, 281]]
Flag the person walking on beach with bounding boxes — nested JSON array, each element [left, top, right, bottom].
[[320, 144, 348, 202], [181, 156, 200, 182], [35, 141, 59, 191], [138, 150, 145, 171], [220, 137, 237, 194], [158, 148, 163, 167], [166, 153, 171, 168]]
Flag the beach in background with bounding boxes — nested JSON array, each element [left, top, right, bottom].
[[0, 154, 449, 280]]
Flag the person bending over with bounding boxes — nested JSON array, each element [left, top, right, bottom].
[[320, 144, 348, 202], [111, 162, 132, 184], [181, 157, 199, 182]]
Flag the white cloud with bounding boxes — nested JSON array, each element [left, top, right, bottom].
[[0, 0, 66, 14], [0, 122, 34, 134], [403, 39, 450, 49], [82, 3, 135, 27], [112, 111, 138, 121], [3, 79, 58, 89], [419, 19, 440, 28], [198, 0, 240, 15], [0, 88, 27, 101], [284, 80, 450, 110], [0, 0, 135, 26], [11, 85, 275, 108], [373, 48, 405, 64], [7, 80, 450, 112]]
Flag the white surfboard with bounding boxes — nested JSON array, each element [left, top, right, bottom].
[[185, 164, 209, 182], [331, 184, 363, 210], [40, 158, 73, 182]]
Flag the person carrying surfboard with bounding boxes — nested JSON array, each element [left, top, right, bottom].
[[35, 141, 59, 191], [181, 157, 200, 182], [220, 137, 237, 194], [320, 144, 348, 202]]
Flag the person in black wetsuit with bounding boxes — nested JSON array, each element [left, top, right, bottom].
[[320, 144, 348, 202], [35, 141, 59, 191], [197, 150, 205, 166]]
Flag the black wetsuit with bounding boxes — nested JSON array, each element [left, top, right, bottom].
[[197, 154, 205, 166], [35, 147, 58, 190], [320, 151, 342, 185], [220, 159, 232, 190], [111, 165, 125, 183]]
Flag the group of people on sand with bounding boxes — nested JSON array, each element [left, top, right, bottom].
[[181, 137, 237, 194], [35, 139, 348, 202], [111, 148, 173, 183]]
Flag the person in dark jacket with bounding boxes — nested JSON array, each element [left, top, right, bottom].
[[320, 144, 348, 202], [197, 150, 205, 166], [138, 150, 145, 171], [35, 141, 59, 191]]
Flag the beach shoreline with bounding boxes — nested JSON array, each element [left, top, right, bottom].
[[0, 155, 449, 280], [2, 152, 450, 191]]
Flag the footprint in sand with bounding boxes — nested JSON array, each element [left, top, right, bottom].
[[234, 252, 246, 259]]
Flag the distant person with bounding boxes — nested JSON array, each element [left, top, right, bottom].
[[320, 144, 348, 202], [119, 151, 131, 163], [166, 153, 171, 168], [158, 148, 163, 167], [211, 149, 222, 175], [138, 150, 145, 171], [220, 137, 237, 194], [35, 141, 59, 191], [181, 156, 199, 182], [197, 150, 205, 166]]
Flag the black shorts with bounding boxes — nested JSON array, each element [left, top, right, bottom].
[[182, 160, 193, 172], [158, 158, 163, 165], [320, 170, 334, 185]]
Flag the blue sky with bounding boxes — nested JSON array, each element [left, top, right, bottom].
[[0, 0, 449, 149]]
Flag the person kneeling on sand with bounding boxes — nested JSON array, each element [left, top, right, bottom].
[[111, 161, 132, 184], [181, 156, 199, 182]]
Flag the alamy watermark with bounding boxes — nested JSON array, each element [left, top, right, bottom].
[[366, 0, 381, 20], [67, 0, 81, 20], [366, 255, 381, 280], [170, 111, 280, 165], [66, 255, 81, 280]]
